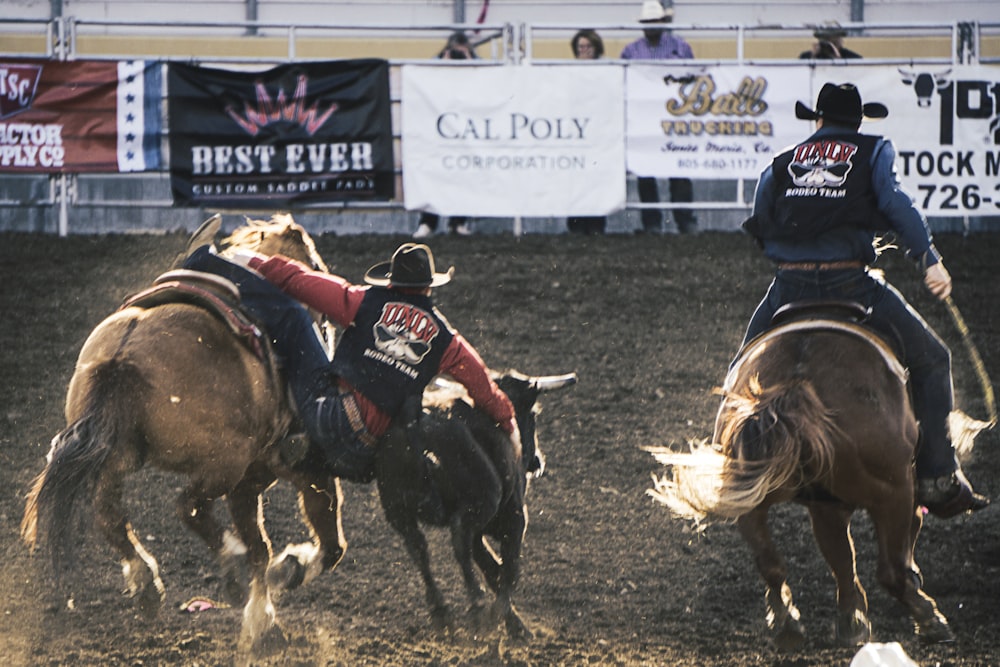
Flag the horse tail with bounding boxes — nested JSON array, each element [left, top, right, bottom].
[[21, 358, 146, 577], [649, 378, 839, 521]]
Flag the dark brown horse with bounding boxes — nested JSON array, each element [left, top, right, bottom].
[[648, 318, 985, 649], [21, 215, 345, 654]]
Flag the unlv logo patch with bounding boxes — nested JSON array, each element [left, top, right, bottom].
[[0, 63, 43, 119], [788, 139, 859, 188], [373, 302, 440, 365]]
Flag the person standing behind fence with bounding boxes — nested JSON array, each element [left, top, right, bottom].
[[566, 29, 609, 235], [799, 22, 863, 60], [621, 0, 698, 235], [413, 31, 478, 239]]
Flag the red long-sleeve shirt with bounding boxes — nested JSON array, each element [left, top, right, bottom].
[[248, 254, 516, 437]]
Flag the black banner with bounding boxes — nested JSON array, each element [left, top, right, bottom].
[[168, 59, 394, 206]]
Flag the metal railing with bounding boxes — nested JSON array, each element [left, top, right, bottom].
[[1, 17, 996, 234]]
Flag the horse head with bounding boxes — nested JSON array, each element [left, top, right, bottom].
[[223, 214, 335, 352]]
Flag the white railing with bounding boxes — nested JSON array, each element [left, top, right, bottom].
[[0, 17, 995, 234]]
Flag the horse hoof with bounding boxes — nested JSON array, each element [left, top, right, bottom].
[[917, 620, 956, 644], [221, 573, 249, 607], [240, 624, 288, 658], [135, 581, 165, 621], [772, 620, 806, 652], [505, 613, 533, 640], [429, 606, 454, 634], [835, 610, 871, 647], [266, 554, 306, 592], [255, 624, 289, 655]]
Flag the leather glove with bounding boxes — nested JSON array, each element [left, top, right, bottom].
[[924, 262, 952, 300]]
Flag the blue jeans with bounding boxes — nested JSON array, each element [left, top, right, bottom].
[[183, 246, 375, 481], [741, 268, 955, 478]]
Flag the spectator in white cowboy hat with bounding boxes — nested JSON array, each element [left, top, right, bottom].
[[621, 0, 698, 235]]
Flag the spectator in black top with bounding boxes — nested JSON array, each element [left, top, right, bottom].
[[799, 23, 863, 60]]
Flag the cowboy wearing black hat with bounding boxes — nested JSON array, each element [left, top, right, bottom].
[[741, 82, 988, 518], [183, 241, 518, 483]]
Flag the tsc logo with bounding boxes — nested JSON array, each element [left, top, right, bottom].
[[0, 64, 43, 119], [372, 302, 440, 365]]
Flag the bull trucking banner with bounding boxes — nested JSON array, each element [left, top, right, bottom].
[[626, 64, 808, 182], [817, 65, 1000, 218], [401, 65, 625, 217], [168, 60, 393, 207], [0, 59, 162, 173]]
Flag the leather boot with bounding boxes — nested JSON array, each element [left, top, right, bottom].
[[171, 214, 222, 268], [917, 468, 990, 518]]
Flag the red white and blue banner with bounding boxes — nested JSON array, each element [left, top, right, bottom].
[[167, 60, 393, 207], [0, 59, 162, 173], [625, 63, 1000, 217], [401, 65, 626, 218]]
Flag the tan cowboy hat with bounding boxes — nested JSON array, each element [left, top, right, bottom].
[[364, 243, 454, 288], [638, 0, 673, 23]]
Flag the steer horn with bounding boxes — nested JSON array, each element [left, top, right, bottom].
[[534, 373, 578, 392]]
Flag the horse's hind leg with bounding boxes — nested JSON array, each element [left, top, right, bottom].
[[806, 503, 871, 647], [227, 471, 286, 655], [737, 507, 805, 651], [93, 470, 165, 619], [176, 484, 249, 606], [871, 497, 954, 644]]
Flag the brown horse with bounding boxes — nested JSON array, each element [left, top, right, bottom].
[[21, 215, 345, 654], [648, 317, 985, 650]]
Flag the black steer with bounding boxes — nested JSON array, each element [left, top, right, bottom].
[[375, 369, 576, 638]]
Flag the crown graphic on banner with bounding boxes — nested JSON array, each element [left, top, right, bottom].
[[224, 74, 338, 137]]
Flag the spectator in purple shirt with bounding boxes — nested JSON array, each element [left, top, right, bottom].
[[622, 1, 698, 234]]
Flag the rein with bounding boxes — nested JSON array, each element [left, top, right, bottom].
[[944, 296, 997, 426]]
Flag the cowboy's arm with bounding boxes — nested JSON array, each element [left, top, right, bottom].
[[249, 255, 367, 326], [741, 164, 776, 241], [438, 335, 517, 435], [871, 139, 951, 298]]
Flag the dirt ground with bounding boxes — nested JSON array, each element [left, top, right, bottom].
[[1, 226, 997, 666]]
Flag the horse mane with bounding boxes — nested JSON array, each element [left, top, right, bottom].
[[224, 213, 329, 273]]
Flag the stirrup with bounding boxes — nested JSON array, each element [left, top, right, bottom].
[[918, 471, 990, 518]]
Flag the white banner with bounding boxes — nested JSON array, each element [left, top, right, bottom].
[[825, 65, 1000, 217], [625, 64, 810, 181], [401, 65, 625, 217]]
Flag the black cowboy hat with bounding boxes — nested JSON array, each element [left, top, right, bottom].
[[364, 242, 454, 288], [795, 82, 889, 125]]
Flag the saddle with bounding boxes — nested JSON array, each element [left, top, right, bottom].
[[771, 299, 870, 326], [120, 269, 268, 362]]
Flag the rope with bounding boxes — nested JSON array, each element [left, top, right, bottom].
[[944, 295, 997, 426]]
